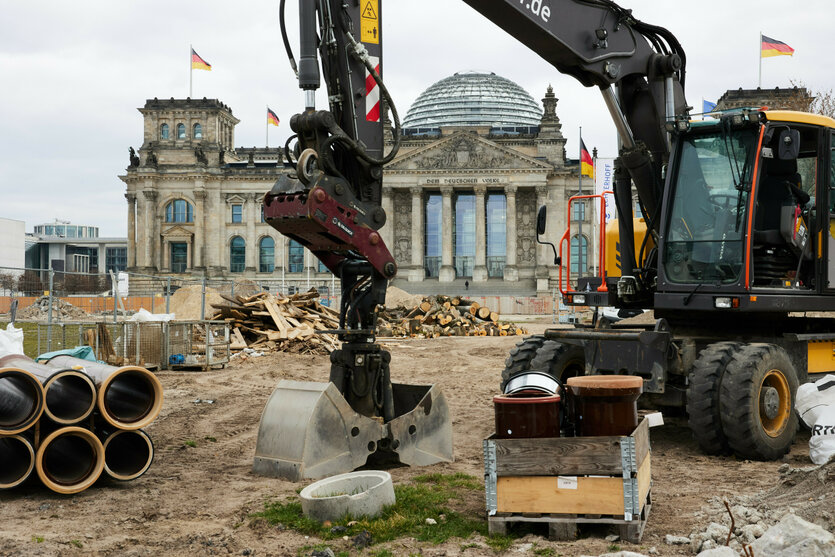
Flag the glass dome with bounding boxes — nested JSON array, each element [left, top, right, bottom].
[[402, 72, 543, 132]]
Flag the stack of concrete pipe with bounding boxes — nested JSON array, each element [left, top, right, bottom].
[[0, 354, 163, 494]]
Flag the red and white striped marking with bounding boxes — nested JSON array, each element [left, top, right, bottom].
[[366, 56, 380, 122]]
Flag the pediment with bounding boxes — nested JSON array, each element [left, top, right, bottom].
[[387, 132, 552, 172], [225, 194, 246, 204], [162, 224, 194, 239]]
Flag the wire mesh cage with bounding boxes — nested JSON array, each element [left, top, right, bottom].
[[166, 321, 230, 371]]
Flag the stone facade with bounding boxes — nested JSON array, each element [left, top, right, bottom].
[[121, 88, 594, 295]]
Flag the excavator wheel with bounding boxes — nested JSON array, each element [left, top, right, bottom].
[[526, 340, 585, 385], [719, 343, 799, 461], [686, 342, 742, 455], [500, 335, 546, 391]]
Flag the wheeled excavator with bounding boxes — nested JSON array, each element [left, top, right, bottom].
[[252, 0, 835, 481]]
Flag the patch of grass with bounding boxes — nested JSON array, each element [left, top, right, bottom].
[[252, 473, 487, 548], [69, 540, 83, 548], [533, 547, 556, 556], [371, 550, 394, 557], [484, 534, 514, 552], [204, 436, 217, 443], [32, 536, 44, 544], [183, 440, 197, 448], [608, 544, 621, 552]]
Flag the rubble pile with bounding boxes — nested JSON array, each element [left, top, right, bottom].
[[16, 296, 90, 321]]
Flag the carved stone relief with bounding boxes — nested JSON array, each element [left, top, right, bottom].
[[516, 190, 537, 264], [411, 136, 515, 170], [393, 191, 412, 265]]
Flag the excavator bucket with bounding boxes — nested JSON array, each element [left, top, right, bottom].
[[253, 380, 452, 482]]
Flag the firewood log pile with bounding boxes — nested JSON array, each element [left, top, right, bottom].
[[378, 295, 528, 338], [212, 290, 528, 354]]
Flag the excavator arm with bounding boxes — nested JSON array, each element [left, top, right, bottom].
[[255, 0, 690, 481]]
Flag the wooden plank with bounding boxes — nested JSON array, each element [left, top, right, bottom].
[[632, 418, 650, 469], [496, 476, 625, 515], [493, 436, 623, 476], [637, 453, 651, 508], [263, 298, 289, 339]]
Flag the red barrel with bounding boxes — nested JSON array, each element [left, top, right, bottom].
[[566, 376, 643, 437], [493, 391, 561, 439]]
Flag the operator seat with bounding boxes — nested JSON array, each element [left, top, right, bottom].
[[753, 157, 801, 246]]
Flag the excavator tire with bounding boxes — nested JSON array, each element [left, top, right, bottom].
[[500, 335, 546, 391], [719, 343, 799, 461], [686, 341, 742, 455], [526, 340, 585, 385]]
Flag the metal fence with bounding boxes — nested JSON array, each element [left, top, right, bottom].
[[0, 266, 340, 324]]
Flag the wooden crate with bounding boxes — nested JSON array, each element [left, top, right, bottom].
[[483, 417, 651, 542]]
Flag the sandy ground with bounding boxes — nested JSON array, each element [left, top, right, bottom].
[[0, 318, 821, 557]]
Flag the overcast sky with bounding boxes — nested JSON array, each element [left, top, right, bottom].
[[0, 0, 830, 237]]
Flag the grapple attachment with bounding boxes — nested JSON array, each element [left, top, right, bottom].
[[253, 380, 452, 482]]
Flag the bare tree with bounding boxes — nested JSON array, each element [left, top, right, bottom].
[[784, 80, 835, 118]]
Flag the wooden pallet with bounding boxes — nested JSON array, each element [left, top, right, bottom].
[[487, 490, 652, 543]]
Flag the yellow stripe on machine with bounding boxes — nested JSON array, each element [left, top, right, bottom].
[[807, 340, 835, 374]]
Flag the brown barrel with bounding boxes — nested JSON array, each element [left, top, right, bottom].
[[566, 376, 643, 437], [493, 391, 560, 439]]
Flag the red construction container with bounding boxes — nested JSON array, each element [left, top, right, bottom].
[[493, 391, 561, 439], [566, 375, 643, 436]]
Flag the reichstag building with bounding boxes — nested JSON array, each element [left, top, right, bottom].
[[121, 72, 592, 295]]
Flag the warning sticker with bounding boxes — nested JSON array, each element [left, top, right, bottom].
[[360, 0, 379, 44]]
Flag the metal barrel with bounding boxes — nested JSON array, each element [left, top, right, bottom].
[[0, 366, 45, 435], [0, 434, 35, 489], [35, 426, 104, 494], [43, 356, 163, 430], [100, 429, 154, 481], [0, 355, 96, 425]]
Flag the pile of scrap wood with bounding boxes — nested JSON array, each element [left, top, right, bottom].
[[210, 289, 340, 354], [378, 295, 527, 338]]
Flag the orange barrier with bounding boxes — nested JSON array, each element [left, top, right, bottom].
[[0, 296, 158, 315]]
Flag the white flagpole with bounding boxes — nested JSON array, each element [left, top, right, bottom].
[[266, 105, 269, 147], [189, 44, 193, 98], [758, 32, 762, 88]]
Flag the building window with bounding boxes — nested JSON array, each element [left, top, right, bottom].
[[288, 239, 304, 273], [177, 123, 186, 139], [317, 259, 328, 273], [486, 194, 507, 277], [260, 205, 266, 223], [424, 193, 442, 277], [259, 237, 275, 273], [231, 204, 243, 223], [230, 236, 246, 272], [105, 247, 127, 272], [573, 201, 585, 221], [170, 242, 188, 273], [160, 123, 169, 140], [570, 234, 588, 275], [165, 199, 194, 223], [454, 194, 476, 277], [193, 123, 202, 139]]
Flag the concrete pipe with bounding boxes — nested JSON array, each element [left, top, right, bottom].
[[0, 366, 45, 435], [0, 434, 35, 489], [100, 429, 154, 481], [35, 426, 104, 494], [44, 356, 163, 430], [0, 355, 96, 425]]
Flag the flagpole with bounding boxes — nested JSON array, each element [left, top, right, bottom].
[[189, 44, 193, 98], [578, 126, 583, 278], [266, 105, 269, 148], [758, 32, 762, 89]]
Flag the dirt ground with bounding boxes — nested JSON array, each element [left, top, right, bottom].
[[0, 318, 823, 557]]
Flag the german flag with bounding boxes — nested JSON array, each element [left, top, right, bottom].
[[761, 35, 794, 58], [580, 139, 594, 178], [267, 107, 280, 127], [191, 48, 212, 71]]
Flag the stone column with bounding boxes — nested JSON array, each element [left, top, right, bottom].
[[381, 185, 394, 253], [142, 190, 158, 272], [125, 193, 137, 269], [439, 186, 455, 282], [535, 185, 550, 292], [245, 193, 258, 272], [504, 185, 519, 282], [134, 193, 145, 268], [473, 185, 488, 282], [409, 186, 423, 282], [194, 189, 206, 270], [211, 189, 224, 275]]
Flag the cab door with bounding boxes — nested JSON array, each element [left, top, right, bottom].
[[827, 131, 835, 289]]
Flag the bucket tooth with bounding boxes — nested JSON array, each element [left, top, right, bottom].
[[252, 380, 382, 482], [387, 384, 453, 466]]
